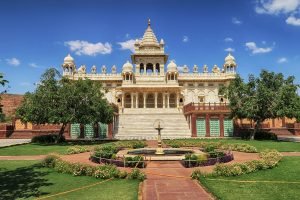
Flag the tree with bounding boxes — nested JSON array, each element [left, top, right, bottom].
[[0, 73, 8, 122], [16, 68, 114, 141], [220, 70, 300, 139]]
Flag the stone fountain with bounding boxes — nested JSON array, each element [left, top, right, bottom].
[[154, 119, 164, 155]]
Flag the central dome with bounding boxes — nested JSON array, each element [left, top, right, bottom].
[[64, 54, 74, 64]]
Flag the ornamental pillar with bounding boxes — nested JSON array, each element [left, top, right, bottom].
[[167, 93, 170, 108], [220, 114, 224, 137], [121, 93, 125, 108], [163, 94, 165, 108], [205, 113, 210, 137], [135, 93, 138, 108], [143, 93, 146, 108], [176, 92, 180, 108], [191, 114, 197, 137], [131, 93, 134, 108]]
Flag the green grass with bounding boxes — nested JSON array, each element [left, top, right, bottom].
[[0, 160, 140, 200], [199, 157, 300, 200], [164, 138, 300, 152], [0, 143, 75, 155]]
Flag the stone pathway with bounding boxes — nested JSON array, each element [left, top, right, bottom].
[[142, 161, 213, 200], [0, 155, 46, 160], [0, 139, 31, 147]]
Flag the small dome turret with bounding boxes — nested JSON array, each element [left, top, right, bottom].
[[122, 61, 133, 72], [223, 53, 237, 73], [63, 54, 74, 64], [167, 60, 178, 72]]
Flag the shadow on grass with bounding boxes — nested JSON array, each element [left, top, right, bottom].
[[0, 164, 52, 200]]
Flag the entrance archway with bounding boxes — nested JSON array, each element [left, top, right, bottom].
[[124, 93, 131, 108], [157, 93, 163, 108]]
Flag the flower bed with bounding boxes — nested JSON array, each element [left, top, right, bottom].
[[164, 140, 258, 153], [42, 154, 146, 180], [191, 149, 282, 179], [181, 152, 234, 168]]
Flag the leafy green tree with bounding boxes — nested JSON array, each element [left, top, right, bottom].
[[16, 68, 114, 141], [0, 73, 8, 122], [220, 70, 300, 139]]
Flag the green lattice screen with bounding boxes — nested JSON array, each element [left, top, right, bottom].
[[210, 119, 220, 137], [196, 118, 206, 137], [70, 124, 80, 139], [224, 119, 233, 137], [84, 124, 94, 138], [98, 122, 107, 139]]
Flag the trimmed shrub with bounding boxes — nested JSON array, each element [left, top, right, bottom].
[[31, 134, 66, 144], [208, 149, 282, 177], [41, 154, 59, 167], [42, 155, 146, 180], [125, 156, 145, 168], [220, 143, 257, 153], [255, 131, 277, 140], [66, 146, 89, 155], [127, 169, 146, 181]]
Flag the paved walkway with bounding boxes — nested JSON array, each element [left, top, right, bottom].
[[0, 139, 31, 147], [143, 161, 213, 200]]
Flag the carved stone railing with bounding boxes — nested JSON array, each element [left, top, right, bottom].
[[183, 102, 230, 114]]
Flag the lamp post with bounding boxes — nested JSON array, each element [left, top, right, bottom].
[[154, 119, 164, 155]]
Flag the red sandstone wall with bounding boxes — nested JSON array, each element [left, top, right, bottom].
[[0, 94, 24, 118]]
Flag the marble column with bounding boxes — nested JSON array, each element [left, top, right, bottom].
[[167, 93, 170, 108], [176, 92, 180, 108], [121, 93, 125, 108], [131, 93, 133, 108], [143, 93, 146, 108], [163, 94, 165, 108], [135, 93, 138, 108], [155, 92, 158, 108]]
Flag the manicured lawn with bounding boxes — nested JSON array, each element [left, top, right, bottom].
[[198, 157, 300, 200], [0, 160, 140, 200], [164, 138, 300, 152], [0, 143, 74, 155]]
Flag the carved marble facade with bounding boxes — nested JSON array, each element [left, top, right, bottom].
[[62, 20, 237, 110]]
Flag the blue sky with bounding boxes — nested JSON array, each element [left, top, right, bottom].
[[0, 0, 300, 94]]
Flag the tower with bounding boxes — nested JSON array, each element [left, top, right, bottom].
[[131, 19, 168, 76]]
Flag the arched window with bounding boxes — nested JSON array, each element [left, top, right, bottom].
[[140, 63, 144, 74], [146, 63, 153, 74], [155, 63, 160, 74]]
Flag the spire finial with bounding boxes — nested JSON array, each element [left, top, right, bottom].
[[148, 19, 151, 27]]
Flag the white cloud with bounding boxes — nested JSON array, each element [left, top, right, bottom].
[[224, 37, 233, 42], [29, 63, 39, 68], [277, 57, 288, 63], [286, 16, 300, 26], [118, 39, 136, 53], [232, 17, 242, 25], [255, 0, 300, 14], [64, 40, 112, 56], [224, 47, 235, 52], [245, 42, 273, 54], [183, 36, 189, 42], [6, 58, 20, 66]]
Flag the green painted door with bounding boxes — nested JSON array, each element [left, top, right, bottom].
[[98, 122, 107, 139], [224, 119, 233, 137], [210, 119, 220, 137], [196, 118, 206, 137], [71, 124, 80, 139], [84, 124, 94, 138]]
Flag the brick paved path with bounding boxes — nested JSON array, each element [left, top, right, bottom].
[[142, 161, 214, 200]]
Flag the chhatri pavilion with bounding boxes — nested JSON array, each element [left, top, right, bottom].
[[62, 20, 237, 140]]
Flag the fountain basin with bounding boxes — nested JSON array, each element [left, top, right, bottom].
[[117, 148, 205, 161]]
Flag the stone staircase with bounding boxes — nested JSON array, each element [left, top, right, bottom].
[[114, 108, 191, 140]]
